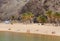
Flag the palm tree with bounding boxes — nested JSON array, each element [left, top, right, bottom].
[[53, 12, 60, 26], [21, 12, 34, 23], [28, 12, 34, 23], [45, 10, 52, 23], [36, 15, 47, 25]]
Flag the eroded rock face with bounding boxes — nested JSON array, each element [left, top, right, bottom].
[[0, 0, 29, 20], [21, 0, 60, 16], [43, 0, 60, 12], [0, 0, 60, 20]]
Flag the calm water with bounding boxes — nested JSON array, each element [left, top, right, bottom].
[[0, 31, 60, 41]]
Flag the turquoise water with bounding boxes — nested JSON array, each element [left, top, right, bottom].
[[0, 31, 60, 41]]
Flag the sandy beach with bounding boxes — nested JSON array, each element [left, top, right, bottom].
[[0, 23, 60, 36]]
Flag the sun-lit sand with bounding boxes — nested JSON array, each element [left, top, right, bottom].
[[0, 23, 60, 36]]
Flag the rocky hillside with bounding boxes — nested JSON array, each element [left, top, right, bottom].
[[21, 0, 60, 16], [0, 0, 60, 20], [0, 0, 29, 20]]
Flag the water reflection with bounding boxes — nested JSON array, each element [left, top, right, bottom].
[[0, 31, 60, 41]]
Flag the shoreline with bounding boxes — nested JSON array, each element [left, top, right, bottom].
[[0, 30, 60, 37], [0, 23, 60, 36]]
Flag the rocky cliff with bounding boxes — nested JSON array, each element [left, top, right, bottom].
[[0, 0, 29, 20], [21, 0, 60, 16], [0, 0, 60, 20]]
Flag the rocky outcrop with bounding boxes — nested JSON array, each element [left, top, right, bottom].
[[21, 0, 60, 16], [0, 0, 29, 20], [0, 0, 60, 20]]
